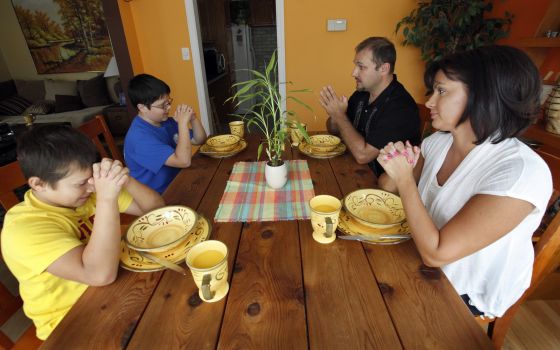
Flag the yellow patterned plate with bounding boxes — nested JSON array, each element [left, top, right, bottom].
[[308, 134, 341, 152], [199, 139, 247, 158], [298, 139, 346, 159], [125, 206, 198, 253], [120, 214, 212, 272], [338, 208, 410, 245], [343, 189, 406, 229], [205, 134, 241, 152]]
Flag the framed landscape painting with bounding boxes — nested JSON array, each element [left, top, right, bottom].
[[11, 0, 112, 74]]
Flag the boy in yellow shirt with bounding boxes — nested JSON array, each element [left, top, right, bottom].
[[1, 125, 164, 340]]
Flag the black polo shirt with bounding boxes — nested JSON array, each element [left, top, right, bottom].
[[346, 75, 420, 175]]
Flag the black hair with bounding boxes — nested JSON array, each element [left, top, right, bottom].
[[127, 73, 171, 109], [424, 45, 541, 144], [16, 124, 97, 187], [355, 37, 397, 73]]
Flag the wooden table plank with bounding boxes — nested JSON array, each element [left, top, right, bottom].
[[41, 270, 162, 350], [218, 221, 307, 349], [163, 151, 222, 206], [328, 149, 378, 191], [126, 136, 257, 349], [368, 243, 493, 349], [217, 141, 307, 349], [298, 153, 402, 349]]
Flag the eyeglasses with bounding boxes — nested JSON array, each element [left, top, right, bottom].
[[151, 98, 173, 110]]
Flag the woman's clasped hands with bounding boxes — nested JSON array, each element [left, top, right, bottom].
[[377, 140, 421, 181]]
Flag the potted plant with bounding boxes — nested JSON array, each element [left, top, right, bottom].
[[395, 0, 513, 63], [227, 50, 312, 189]]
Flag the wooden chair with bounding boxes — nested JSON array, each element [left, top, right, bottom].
[[483, 149, 560, 349], [0, 161, 42, 349], [417, 103, 432, 139], [0, 161, 26, 211], [78, 115, 124, 163]]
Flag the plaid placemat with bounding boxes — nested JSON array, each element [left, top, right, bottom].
[[214, 160, 315, 222]]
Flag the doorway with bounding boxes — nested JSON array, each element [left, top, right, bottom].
[[186, 0, 283, 134]]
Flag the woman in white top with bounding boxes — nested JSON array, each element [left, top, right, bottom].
[[377, 46, 552, 317]]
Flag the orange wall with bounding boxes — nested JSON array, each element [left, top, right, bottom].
[[117, 0, 199, 114], [492, 0, 559, 77], [118, 0, 558, 132], [284, 0, 424, 131]]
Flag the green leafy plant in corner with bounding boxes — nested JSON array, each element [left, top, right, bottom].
[[395, 0, 513, 63], [227, 50, 312, 166]]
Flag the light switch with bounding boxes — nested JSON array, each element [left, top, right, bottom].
[[327, 19, 347, 32], [181, 47, 190, 61]]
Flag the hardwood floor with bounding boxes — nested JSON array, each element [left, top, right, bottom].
[[504, 300, 560, 350]]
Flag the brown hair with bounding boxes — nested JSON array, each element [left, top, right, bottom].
[[17, 124, 97, 187], [355, 37, 396, 73]]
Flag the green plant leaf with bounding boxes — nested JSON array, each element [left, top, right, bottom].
[[257, 143, 263, 161]]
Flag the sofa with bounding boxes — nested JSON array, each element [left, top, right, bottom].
[[0, 75, 116, 128]]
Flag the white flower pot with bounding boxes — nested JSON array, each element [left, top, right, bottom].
[[265, 161, 288, 189]]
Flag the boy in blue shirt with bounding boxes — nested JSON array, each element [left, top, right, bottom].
[[124, 74, 207, 193]]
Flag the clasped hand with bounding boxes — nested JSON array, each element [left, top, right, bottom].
[[319, 85, 348, 121], [377, 141, 421, 181], [89, 158, 129, 200], [173, 104, 195, 125]]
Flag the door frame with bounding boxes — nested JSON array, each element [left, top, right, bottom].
[[183, 0, 286, 135]]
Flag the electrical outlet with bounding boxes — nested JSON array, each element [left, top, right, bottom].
[[181, 48, 190, 61]]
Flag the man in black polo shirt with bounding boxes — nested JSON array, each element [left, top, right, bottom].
[[320, 37, 420, 175]]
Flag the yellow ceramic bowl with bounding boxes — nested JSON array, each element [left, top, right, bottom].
[[125, 205, 198, 253], [206, 134, 241, 152], [342, 189, 406, 228], [308, 134, 341, 153]]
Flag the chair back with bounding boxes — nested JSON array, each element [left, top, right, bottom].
[[78, 115, 123, 163], [417, 103, 432, 139], [0, 161, 26, 211], [489, 149, 560, 348], [0, 161, 41, 348]]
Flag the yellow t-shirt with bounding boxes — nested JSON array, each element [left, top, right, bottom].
[[0, 190, 133, 340]]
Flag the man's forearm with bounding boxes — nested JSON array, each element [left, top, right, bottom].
[[335, 115, 379, 164], [326, 117, 340, 135]]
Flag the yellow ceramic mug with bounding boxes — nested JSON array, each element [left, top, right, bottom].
[[185, 240, 229, 302], [23, 114, 36, 126], [229, 121, 244, 138], [309, 195, 341, 244], [288, 122, 306, 147]]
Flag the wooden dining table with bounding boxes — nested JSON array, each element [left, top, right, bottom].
[[41, 134, 492, 349]]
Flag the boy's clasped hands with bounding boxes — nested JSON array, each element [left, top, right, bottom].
[[377, 140, 421, 180], [172, 104, 196, 125], [89, 158, 130, 200]]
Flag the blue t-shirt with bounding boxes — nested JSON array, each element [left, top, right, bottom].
[[124, 117, 191, 193]]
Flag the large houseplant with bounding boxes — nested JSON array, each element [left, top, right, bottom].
[[227, 50, 311, 188], [395, 0, 513, 63]]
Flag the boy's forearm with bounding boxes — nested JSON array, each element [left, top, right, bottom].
[[81, 198, 121, 285], [125, 177, 165, 214], [191, 118, 207, 145], [175, 124, 192, 164]]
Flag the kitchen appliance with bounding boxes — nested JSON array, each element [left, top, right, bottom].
[[231, 24, 255, 113], [203, 47, 225, 81]]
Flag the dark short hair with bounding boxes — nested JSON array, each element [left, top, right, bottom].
[[128, 73, 170, 109], [355, 37, 396, 73], [17, 124, 97, 187], [424, 45, 541, 144]]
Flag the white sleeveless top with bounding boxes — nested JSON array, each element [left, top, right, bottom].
[[418, 132, 552, 317]]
